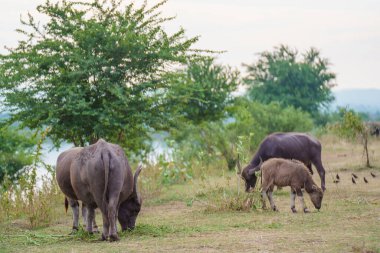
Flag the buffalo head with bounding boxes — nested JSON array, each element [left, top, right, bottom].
[[241, 158, 263, 192], [118, 165, 143, 231], [309, 185, 323, 210]]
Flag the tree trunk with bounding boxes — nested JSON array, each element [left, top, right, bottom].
[[363, 133, 371, 167]]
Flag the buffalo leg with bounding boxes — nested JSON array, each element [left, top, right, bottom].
[[93, 217, 99, 233], [296, 189, 309, 213], [68, 198, 80, 233], [261, 179, 273, 210], [312, 158, 326, 192], [86, 207, 95, 234], [108, 197, 120, 242], [82, 203, 99, 233], [307, 163, 313, 175], [290, 190, 297, 213], [101, 212, 110, 241], [268, 190, 278, 211], [81, 202, 87, 228], [261, 191, 268, 209]]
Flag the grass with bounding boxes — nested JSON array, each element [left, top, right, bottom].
[[1, 136, 380, 252]]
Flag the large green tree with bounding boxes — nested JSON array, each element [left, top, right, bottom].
[[164, 57, 239, 170], [166, 57, 239, 125], [244, 45, 336, 116], [0, 0, 199, 154]]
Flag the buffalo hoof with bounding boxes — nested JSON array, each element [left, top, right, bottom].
[[101, 233, 107, 241], [69, 227, 78, 235], [272, 206, 279, 212], [109, 234, 120, 242], [303, 208, 310, 213], [291, 207, 297, 213]]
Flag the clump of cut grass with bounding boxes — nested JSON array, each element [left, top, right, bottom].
[[192, 174, 262, 212], [122, 224, 175, 238], [69, 226, 98, 242], [0, 228, 75, 248]]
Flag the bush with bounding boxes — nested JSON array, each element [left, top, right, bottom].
[[158, 155, 193, 185], [0, 128, 61, 228], [165, 98, 314, 174], [227, 97, 314, 149], [0, 164, 62, 228]]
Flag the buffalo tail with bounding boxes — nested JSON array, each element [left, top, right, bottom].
[[64, 197, 68, 214], [101, 151, 110, 214]]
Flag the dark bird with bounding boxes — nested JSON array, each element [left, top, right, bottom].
[[364, 177, 368, 183], [352, 177, 356, 184], [333, 179, 339, 184], [352, 173, 358, 179], [336, 174, 340, 180], [370, 172, 376, 178]]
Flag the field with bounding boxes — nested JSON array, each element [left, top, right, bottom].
[[1, 135, 380, 253]]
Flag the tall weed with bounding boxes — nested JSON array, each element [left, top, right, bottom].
[[191, 173, 262, 212], [0, 127, 62, 228]]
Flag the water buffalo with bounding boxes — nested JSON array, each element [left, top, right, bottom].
[[56, 139, 143, 241], [260, 158, 323, 213], [241, 132, 326, 192]]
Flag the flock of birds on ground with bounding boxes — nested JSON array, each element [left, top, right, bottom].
[[333, 171, 376, 184]]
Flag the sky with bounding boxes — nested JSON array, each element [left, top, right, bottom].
[[1, 0, 379, 90]]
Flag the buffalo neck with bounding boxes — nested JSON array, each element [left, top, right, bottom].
[[249, 152, 263, 168], [304, 177, 316, 193]]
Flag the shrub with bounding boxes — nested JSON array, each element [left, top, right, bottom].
[[0, 164, 62, 228]]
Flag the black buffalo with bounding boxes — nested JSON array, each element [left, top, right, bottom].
[[241, 132, 326, 192]]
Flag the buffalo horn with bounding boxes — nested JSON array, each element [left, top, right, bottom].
[[248, 157, 264, 176], [254, 157, 263, 171]]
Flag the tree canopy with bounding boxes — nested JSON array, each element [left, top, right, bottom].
[[166, 57, 239, 125], [244, 45, 336, 116], [0, 0, 200, 154]]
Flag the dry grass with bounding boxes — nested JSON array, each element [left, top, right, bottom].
[[1, 136, 380, 253]]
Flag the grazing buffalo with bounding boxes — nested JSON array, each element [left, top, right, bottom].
[[56, 139, 143, 241], [260, 158, 323, 213], [241, 132, 326, 192]]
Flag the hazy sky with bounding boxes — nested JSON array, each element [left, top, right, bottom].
[[1, 0, 379, 90]]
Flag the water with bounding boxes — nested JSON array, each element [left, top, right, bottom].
[[39, 133, 171, 174]]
